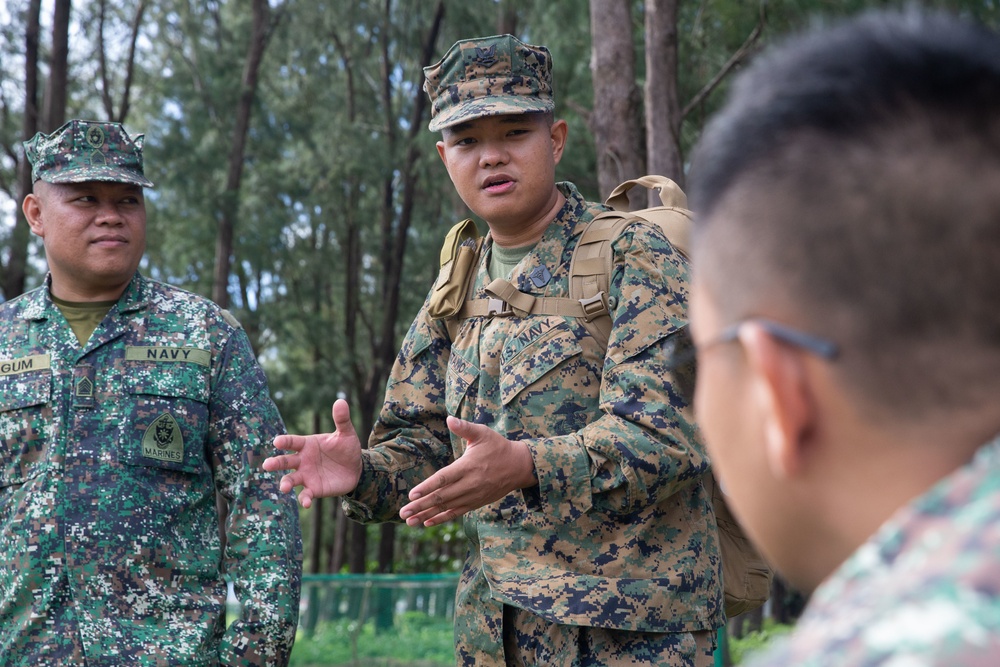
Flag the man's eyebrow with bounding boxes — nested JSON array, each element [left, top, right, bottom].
[[446, 115, 536, 134], [497, 114, 535, 125]]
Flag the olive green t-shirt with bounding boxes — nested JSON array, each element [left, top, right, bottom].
[[488, 242, 535, 280], [51, 295, 115, 346]]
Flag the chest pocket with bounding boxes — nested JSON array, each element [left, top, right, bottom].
[[0, 369, 53, 487], [445, 351, 480, 417], [122, 360, 211, 475], [499, 319, 596, 407]]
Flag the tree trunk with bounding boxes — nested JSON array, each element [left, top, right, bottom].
[[329, 501, 347, 573], [588, 0, 645, 206], [771, 574, 787, 623], [210, 0, 277, 555], [309, 410, 324, 574], [730, 611, 746, 639], [98, 0, 148, 122], [644, 0, 683, 196], [212, 0, 274, 308], [745, 604, 764, 634], [496, 1, 518, 35], [3, 0, 43, 301], [117, 0, 147, 122], [377, 524, 395, 574], [43, 0, 70, 131]]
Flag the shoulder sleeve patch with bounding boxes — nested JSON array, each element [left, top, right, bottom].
[[220, 309, 243, 329]]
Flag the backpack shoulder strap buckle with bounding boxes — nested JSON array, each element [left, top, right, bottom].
[[486, 297, 514, 317], [578, 291, 608, 322]]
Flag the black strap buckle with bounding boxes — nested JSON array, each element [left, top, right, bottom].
[[487, 298, 513, 317]]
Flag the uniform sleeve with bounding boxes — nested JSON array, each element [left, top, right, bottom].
[[342, 297, 457, 523], [208, 328, 302, 667], [522, 222, 709, 518]]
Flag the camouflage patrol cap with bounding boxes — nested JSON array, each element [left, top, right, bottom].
[[423, 34, 554, 132], [23, 119, 154, 187]]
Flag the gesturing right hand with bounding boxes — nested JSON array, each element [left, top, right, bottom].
[[263, 398, 363, 508]]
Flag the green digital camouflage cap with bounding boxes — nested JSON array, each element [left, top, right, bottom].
[[23, 119, 154, 187], [423, 34, 554, 132]]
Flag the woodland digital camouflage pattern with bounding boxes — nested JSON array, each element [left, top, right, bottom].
[[343, 183, 725, 665], [23, 119, 154, 187], [423, 34, 554, 132], [747, 434, 1000, 667], [0, 273, 302, 666], [502, 604, 717, 666]]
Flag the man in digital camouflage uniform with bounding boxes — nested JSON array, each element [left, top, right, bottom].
[[1, 119, 302, 665], [686, 9, 1000, 666], [265, 35, 723, 665]]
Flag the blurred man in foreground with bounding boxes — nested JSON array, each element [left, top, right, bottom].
[[685, 9, 1000, 665]]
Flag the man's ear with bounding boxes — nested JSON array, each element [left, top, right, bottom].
[[22, 192, 44, 238], [550, 119, 568, 165], [740, 322, 815, 479], [435, 140, 448, 167]]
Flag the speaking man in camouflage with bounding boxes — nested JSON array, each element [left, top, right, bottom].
[[265, 35, 723, 665], [686, 9, 1000, 665], [1, 119, 302, 665]]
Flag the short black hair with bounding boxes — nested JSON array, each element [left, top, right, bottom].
[[689, 9, 1000, 419]]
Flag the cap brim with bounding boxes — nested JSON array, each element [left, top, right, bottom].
[[429, 96, 554, 132], [43, 168, 154, 188]]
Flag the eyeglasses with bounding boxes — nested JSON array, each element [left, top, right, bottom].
[[666, 319, 839, 405]]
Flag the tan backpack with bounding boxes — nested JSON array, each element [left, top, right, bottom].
[[429, 175, 773, 619]]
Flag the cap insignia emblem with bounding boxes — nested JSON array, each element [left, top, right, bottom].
[[474, 45, 498, 68], [85, 125, 105, 149]]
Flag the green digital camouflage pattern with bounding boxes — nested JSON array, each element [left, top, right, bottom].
[[344, 183, 725, 665], [0, 273, 302, 666], [423, 34, 554, 132], [747, 434, 1000, 667], [23, 119, 154, 187]]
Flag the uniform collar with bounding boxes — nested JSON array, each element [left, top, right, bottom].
[[20, 272, 148, 321], [478, 182, 606, 295]]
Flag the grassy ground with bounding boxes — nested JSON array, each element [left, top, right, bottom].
[[289, 614, 792, 667], [290, 614, 454, 667]]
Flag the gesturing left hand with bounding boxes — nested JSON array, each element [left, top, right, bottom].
[[399, 416, 537, 527]]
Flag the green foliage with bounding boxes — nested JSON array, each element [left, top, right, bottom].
[[729, 620, 795, 665], [392, 522, 466, 573], [7, 0, 1000, 573], [290, 614, 454, 667]]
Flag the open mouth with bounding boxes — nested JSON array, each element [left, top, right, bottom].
[[484, 176, 514, 191]]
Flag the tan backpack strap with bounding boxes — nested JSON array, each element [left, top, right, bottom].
[[448, 208, 646, 344], [567, 212, 636, 349], [605, 175, 688, 212], [457, 277, 605, 323]]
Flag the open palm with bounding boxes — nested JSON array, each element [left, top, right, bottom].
[[263, 399, 363, 508]]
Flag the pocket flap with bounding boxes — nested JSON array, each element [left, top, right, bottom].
[[0, 368, 51, 411], [125, 359, 210, 403], [500, 322, 582, 406]]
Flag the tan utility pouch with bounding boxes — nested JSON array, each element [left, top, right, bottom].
[[428, 218, 482, 320], [703, 473, 774, 617]]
